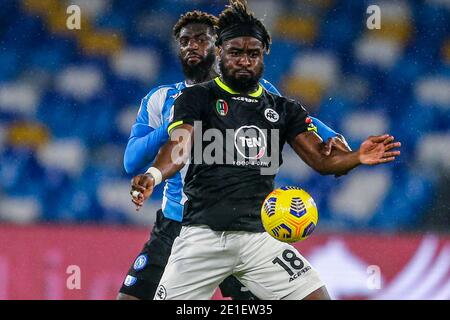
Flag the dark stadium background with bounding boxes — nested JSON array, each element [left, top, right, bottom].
[[0, 0, 449, 299]]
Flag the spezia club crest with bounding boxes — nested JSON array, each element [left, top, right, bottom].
[[264, 108, 279, 122], [133, 254, 148, 271], [155, 285, 167, 300], [216, 99, 229, 116]]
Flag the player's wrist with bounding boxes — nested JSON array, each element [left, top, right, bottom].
[[145, 167, 162, 186], [355, 149, 364, 165]]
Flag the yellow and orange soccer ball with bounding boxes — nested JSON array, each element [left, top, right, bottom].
[[261, 187, 318, 243]]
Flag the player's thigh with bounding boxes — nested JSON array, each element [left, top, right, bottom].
[[155, 226, 235, 300], [236, 233, 325, 300]]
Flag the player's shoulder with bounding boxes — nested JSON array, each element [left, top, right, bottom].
[[179, 80, 215, 98], [268, 93, 308, 114], [260, 78, 281, 96], [185, 80, 215, 92], [269, 92, 299, 105], [143, 82, 182, 101], [266, 90, 290, 104]]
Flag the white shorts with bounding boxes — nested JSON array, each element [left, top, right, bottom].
[[154, 225, 325, 300]]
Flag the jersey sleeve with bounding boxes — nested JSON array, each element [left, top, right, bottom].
[[168, 86, 208, 134], [260, 78, 281, 96], [123, 87, 170, 175], [285, 101, 314, 142], [309, 116, 338, 142]]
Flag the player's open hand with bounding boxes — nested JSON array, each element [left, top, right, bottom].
[[130, 174, 155, 211], [358, 134, 401, 165]]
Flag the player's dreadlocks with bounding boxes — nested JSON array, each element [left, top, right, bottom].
[[172, 10, 218, 39], [216, 0, 271, 52]]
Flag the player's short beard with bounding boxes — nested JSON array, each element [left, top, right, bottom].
[[219, 61, 264, 93], [180, 49, 216, 84]]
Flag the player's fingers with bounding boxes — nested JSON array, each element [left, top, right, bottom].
[[375, 157, 395, 164], [130, 189, 141, 198], [131, 197, 141, 205], [138, 174, 154, 189], [138, 174, 146, 185], [131, 189, 144, 202], [385, 142, 401, 151], [131, 199, 142, 208], [131, 198, 143, 210], [130, 187, 143, 195], [382, 135, 394, 145], [322, 139, 333, 156], [382, 136, 394, 145], [368, 134, 390, 143], [131, 190, 145, 202], [384, 151, 400, 158], [131, 175, 147, 192], [131, 185, 146, 193], [131, 176, 141, 186]]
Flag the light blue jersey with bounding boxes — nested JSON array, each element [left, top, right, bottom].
[[124, 79, 339, 222], [125, 81, 188, 221]]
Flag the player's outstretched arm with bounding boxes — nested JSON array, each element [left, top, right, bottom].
[[130, 124, 194, 210], [262, 80, 352, 156], [290, 131, 401, 176], [262, 79, 351, 156]]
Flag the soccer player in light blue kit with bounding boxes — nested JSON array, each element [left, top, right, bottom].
[[118, 10, 350, 300]]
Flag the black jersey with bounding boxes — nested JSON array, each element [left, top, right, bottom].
[[169, 77, 313, 232]]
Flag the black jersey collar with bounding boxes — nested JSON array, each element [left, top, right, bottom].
[[214, 77, 263, 98]]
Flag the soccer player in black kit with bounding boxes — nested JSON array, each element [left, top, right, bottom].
[[131, 1, 401, 300]]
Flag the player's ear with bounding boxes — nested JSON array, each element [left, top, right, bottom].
[[216, 46, 223, 58]]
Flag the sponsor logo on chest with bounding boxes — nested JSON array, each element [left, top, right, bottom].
[[234, 125, 267, 160], [231, 96, 259, 103]]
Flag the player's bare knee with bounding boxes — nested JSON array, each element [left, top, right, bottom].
[[117, 293, 140, 300], [302, 286, 331, 300]]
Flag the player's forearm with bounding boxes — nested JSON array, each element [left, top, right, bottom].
[[151, 141, 188, 180], [123, 126, 168, 175], [315, 149, 361, 175], [151, 125, 193, 181], [292, 131, 359, 176]]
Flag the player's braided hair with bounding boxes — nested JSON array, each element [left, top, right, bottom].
[[216, 0, 271, 52], [172, 10, 218, 39]]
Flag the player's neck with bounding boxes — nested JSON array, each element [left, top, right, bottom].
[[185, 70, 218, 86], [219, 76, 259, 95]]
